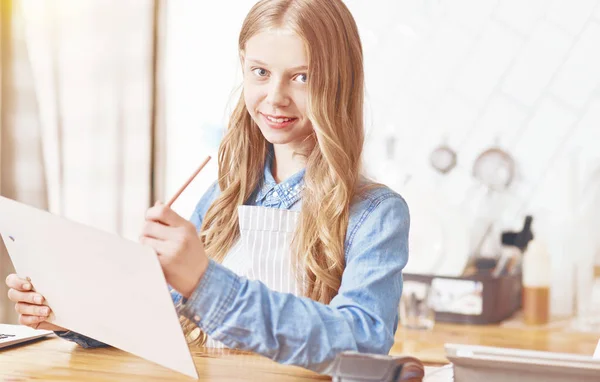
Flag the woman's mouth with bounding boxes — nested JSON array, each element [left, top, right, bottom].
[[260, 113, 298, 129]]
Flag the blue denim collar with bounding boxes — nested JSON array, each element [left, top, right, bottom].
[[254, 145, 306, 208]]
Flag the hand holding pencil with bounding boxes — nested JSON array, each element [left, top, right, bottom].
[[140, 156, 211, 299]]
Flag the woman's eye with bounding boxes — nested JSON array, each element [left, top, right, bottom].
[[252, 68, 268, 77], [295, 73, 308, 83]]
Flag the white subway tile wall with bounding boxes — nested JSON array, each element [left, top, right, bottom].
[[404, 20, 475, 105], [460, 94, 527, 165], [551, 22, 600, 108], [494, 0, 548, 36], [443, 0, 498, 36], [546, 0, 598, 36], [453, 21, 522, 107], [512, 97, 576, 191], [501, 21, 572, 106], [427, 93, 478, 148], [568, 99, 600, 158]]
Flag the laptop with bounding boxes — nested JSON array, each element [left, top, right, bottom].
[[445, 343, 600, 382], [0, 324, 53, 349], [0, 196, 198, 378]]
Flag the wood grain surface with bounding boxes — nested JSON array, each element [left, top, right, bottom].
[[1, 316, 598, 381]]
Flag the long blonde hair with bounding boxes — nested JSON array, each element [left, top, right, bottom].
[[181, 0, 366, 344]]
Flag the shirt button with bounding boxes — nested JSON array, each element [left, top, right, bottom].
[[194, 315, 201, 322], [273, 191, 278, 197]]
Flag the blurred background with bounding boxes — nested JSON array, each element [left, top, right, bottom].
[[1, 0, 599, 328]]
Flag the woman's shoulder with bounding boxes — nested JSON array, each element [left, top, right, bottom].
[[351, 179, 409, 216], [345, 179, 410, 247]]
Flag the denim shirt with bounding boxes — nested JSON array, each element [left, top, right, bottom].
[[58, 154, 410, 375]]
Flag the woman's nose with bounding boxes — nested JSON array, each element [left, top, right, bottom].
[[266, 80, 290, 108]]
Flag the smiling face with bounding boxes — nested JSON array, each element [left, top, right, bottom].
[[242, 29, 313, 149]]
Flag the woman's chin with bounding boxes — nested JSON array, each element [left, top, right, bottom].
[[259, 128, 295, 145], [257, 123, 314, 147], [261, 133, 312, 148]]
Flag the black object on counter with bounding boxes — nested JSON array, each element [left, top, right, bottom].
[[501, 215, 534, 252], [500, 215, 534, 276], [331, 351, 425, 382]]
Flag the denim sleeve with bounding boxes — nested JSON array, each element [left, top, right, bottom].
[[189, 181, 220, 229], [178, 194, 409, 374], [55, 181, 221, 348]]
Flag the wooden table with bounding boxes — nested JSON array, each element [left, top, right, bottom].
[[0, 337, 329, 381], [1, 317, 598, 381], [390, 315, 600, 365]]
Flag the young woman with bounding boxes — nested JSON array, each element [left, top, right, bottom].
[[5, 0, 409, 374]]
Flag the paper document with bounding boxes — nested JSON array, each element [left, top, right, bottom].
[[424, 365, 453, 381], [0, 196, 198, 378]]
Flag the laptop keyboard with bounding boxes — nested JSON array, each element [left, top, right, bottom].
[[0, 334, 16, 340]]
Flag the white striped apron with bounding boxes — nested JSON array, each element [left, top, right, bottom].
[[205, 205, 302, 348]]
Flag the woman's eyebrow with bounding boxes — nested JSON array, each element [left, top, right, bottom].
[[246, 58, 269, 66], [289, 65, 308, 71], [246, 58, 307, 72]]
